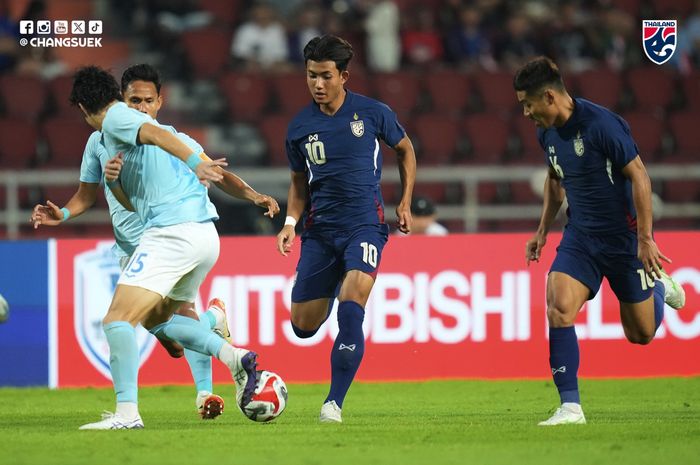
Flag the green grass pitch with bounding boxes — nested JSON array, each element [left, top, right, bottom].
[[2, 378, 699, 465]]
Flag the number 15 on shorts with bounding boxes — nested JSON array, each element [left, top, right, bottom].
[[125, 252, 148, 277]]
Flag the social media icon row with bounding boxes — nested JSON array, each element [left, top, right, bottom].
[[19, 20, 102, 35]]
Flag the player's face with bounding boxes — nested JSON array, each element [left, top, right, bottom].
[[123, 80, 162, 119], [306, 60, 348, 107], [516, 89, 557, 128]]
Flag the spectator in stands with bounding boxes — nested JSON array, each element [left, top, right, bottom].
[[546, 1, 596, 72], [493, 12, 541, 71], [445, 5, 496, 70], [406, 196, 448, 235], [364, 0, 400, 72], [673, 0, 700, 72], [288, 5, 324, 63], [231, 1, 290, 71], [401, 8, 444, 67], [0, 0, 19, 74]]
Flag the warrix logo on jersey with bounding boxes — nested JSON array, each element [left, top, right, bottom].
[[74, 242, 156, 380], [642, 20, 677, 65]]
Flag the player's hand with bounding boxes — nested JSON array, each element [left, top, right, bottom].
[[525, 233, 547, 265], [195, 158, 227, 188], [396, 201, 412, 234], [254, 194, 280, 218], [638, 237, 671, 280], [30, 200, 63, 228], [276, 225, 296, 257], [104, 153, 123, 183]]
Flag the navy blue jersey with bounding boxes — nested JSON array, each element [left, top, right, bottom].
[[537, 98, 639, 235], [286, 90, 406, 231]]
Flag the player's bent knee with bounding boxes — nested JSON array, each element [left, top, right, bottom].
[[291, 322, 319, 339], [626, 331, 654, 345], [546, 305, 576, 327]]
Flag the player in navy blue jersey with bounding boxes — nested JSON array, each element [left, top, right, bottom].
[[514, 57, 686, 426], [276, 35, 417, 423]]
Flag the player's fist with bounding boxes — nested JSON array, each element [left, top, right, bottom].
[[104, 152, 123, 183]]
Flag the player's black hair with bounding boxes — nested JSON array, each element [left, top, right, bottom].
[[121, 63, 162, 94], [303, 35, 354, 71], [69, 66, 122, 115], [513, 56, 566, 95]]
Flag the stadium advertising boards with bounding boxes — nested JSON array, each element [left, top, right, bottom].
[[49, 232, 700, 388]]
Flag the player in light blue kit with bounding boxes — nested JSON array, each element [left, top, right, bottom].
[[514, 57, 686, 426], [66, 66, 274, 430], [31, 65, 278, 420]]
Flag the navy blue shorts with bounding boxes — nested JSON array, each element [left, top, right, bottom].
[[291, 224, 389, 303], [550, 226, 653, 303]]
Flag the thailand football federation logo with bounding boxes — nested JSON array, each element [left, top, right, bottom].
[[573, 131, 584, 157], [74, 242, 156, 380], [350, 120, 364, 137], [642, 20, 677, 65]]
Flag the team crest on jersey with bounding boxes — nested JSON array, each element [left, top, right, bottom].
[[74, 242, 156, 380], [573, 131, 584, 156], [642, 20, 677, 65], [350, 120, 364, 137]]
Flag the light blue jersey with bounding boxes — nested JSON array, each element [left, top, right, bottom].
[[101, 102, 218, 228], [79, 131, 143, 257]]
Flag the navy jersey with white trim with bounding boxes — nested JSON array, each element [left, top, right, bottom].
[[537, 98, 640, 235], [286, 90, 406, 230]]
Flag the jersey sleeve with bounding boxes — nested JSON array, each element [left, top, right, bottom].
[[175, 131, 204, 155], [79, 132, 105, 183], [102, 103, 153, 147], [285, 122, 307, 172], [376, 103, 406, 148], [592, 115, 639, 168]]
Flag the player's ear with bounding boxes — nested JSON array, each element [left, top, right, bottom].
[[543, 88, 556, 105], [77, 103, 88, 117], [340, 69, 349, 84]]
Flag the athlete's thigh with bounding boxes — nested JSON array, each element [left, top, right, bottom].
[[619, 294, 656, 339], [106, 284, 163, 325], [547, 271, 591, 325], [120, 221, 219, 303], [340, 224, 388, 281], [550, 226, 603, 301], [291, 233, 343, 303], [338, 270, 377, 307]]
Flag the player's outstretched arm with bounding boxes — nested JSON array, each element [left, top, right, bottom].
[[214, 170, 280, 218], [276, 171, 308, 257], [394, 136, 417, 234], [527, 167, 565, 265], [31, 182, 99, 228], [137, 123, 226, 186], [623, 155, 670, 279]]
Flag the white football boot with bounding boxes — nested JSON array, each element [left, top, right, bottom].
[[657, 270, 686, 310], [319, 400, 342, 423], [219, 346, 258, 408], [207, 298, 232, 343], [196, 391, 225, 420], [538, 403, 586, 426], [79, 411, 144, 430]]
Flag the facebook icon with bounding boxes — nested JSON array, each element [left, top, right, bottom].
[[19, 20, 33, 34]]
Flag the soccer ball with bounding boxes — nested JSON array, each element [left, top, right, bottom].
[[241, 370, 288, 422], [0, 293, 8, 323]]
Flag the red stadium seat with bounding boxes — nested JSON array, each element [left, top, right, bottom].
[[259, 114, 291, 166], [0, 75, 47, 121], [41, 118, 93, 168], [47, 75, 78, 117], [681, 72, 700, 110], [346, 71, 370, 97], [219, 72, 269, 122], [462, 113, 510, 163], [412, 113, 459, 165], [181, 28, 232, 79], [622, 111, 665, 160], [626, 67, 676, 113], [371, 72, 421, 117], [573, 68, 622, 110], [0, 118, 38, 167], [413, 182, 447, 203], [473, 71, 517, 115], [512, 117, 545, 164], [668, 111, 700, 157], [54, 41, 130, 71], [662, 180, 700, 203], [424, 70, 471, 115], [613, 0, 641, 16], [508, 181, 541, 204], [271, 73, 313, 114], [651, 0, 693, 16]]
